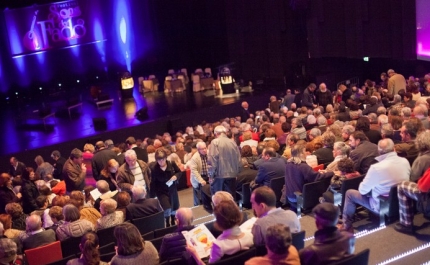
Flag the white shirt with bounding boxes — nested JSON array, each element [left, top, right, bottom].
[[130, 164, 146, 188]]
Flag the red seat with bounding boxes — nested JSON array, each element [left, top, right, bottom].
[[313, 164, 324, 172], [25, 241, 62, 265]]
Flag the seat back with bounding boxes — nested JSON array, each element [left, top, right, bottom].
[[148, 236, 163, 252], [99, 242, 116, 255], [379, 185, 400, 225], [339, 175, 365, 213], [142, 231, 155, 240], [312, 164, 324, 172], [159, 257, 185, 265], [168, 69, 175, 75], [210, 247, 256, 265], [270, 176, 285, 207], [46, 255, 75, 265], [204, 220, 222, 238], [131, 211, 165, 236], [302, 177, 332, 212], [154, 225, 178, 238], [239, 182, 251, 209], [96, 225, 116, 247], [332, 248, 370, 265], [291, 230, 305, 250], [100, 252, 116, 262], [25, 241, 63, 265], [60, 236, 81, 258]]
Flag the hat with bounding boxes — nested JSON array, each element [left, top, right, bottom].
[[51, 150, 61, 158], [0, 238, 17, 259], [312, 203, 339, 222]]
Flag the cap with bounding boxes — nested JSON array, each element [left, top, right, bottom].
[[0, 238, 17, 259], [51, 150, 61, 158], [312, 202, 339, 222]]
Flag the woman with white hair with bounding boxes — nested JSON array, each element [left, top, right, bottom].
[[325, 142, 351, 172], [96, 198, 124, 230]]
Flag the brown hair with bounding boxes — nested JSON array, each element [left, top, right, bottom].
[[240, 145, 253, 157], [80, 232, 100, 265], [0, 214, 12, 229], [114, 223, 144, 256], [49, 206, 64, 221], [52, 195, 70, 207], [214, 200, 242, 231], [5, 203, 23, 219], [0, 173, 11, 187], [117, 191, 131, 208]]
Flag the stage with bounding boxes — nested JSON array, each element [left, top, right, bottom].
[[0, 83, 273, 170]]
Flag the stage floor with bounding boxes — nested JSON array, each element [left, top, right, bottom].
[[0, 84, 272, 157]]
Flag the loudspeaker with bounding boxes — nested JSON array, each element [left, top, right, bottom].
[[92, 118, 107, 131], [135, 107, 149, 121], [167, 119, 184, 135]]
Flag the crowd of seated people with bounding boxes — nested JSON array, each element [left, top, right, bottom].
[[1, 68, 430, 264]]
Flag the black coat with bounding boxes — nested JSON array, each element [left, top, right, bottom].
[[125, 198, 163, 220], [9, 161, 26, 177], [150, 161, 181, 212], [92, 148, 119, 181], [133, 147, 148, 163], [21, 180, 39, 214], [313, 147, 335, 168], [0, 186, 19, 214], [240, 107, 251, 123], [52, 157, 66, 180]]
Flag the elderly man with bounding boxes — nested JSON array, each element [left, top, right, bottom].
[[387, 69, 406, 96], [316, 83, 332, 110], [341, 139, 410, 231], [125, 186, 163, 220], [91, 141, 119, 181], [240, 101, 251, 122], [63, 148, 86, 192], [325, 142, 350, 172], [251, 186, 300, 246], [413, 105, 430, 130], [395, 131, 430, 234], [187, 142, 210, 206], [395, 119, 421, 165], [93, 180, 119, 212], [8, 157, 26, 178], [117, 149, 151, 193], [300, 203, 355, 265], [159, 208, 195, 262], [341, 125, 355, 143], [20, 214, 56, 251], [348, 131, 379, 175], [208, 125, 240, 197]]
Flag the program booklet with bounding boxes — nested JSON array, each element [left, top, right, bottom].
[[182, 224, 216, 258]]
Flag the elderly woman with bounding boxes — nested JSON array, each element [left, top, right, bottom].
[[69, 191, 101, 227], [150, 149, 181, 227], [0, 173, 20, 214], [325, 142, 351, 172], [110, 223, 159, 265], [21, 167, 40, 214], [187, 200, 254, 264], [5, 203, 27, 231], [212, 191, 248, 226], [56, 204, 95, 241], [96, 198, 124, 230], [117, 150, 151, 193], [99, 159, 119, 191]]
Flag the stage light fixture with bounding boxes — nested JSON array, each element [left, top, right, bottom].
[[6, 97, 9, 100], [96, 76, 99, 79], [15, 92, 18, 95], [58, 83, 62, 87], [77, 80, 80, 83], [39, 87, 42, 90]]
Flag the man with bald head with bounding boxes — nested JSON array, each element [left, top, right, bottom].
[[240, 101, 251, 122], [188, 142, 210, 206], [91, 140, 119, 181], [159, 207, 195, 262], [20, 214, 56, 251], [94, 180, 119, 212], [340, 139, 410, 231]]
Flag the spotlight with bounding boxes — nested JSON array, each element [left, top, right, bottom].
[[15, 92, 18, 95], [77, 80, 80, 83], [39, 87, 42, 90], [96, 76, 99, 79], [58, 83, 62, 87], [6, 97, 9, 100]]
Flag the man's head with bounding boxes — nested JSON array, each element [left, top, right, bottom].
[[262, 147, 277, 160], [214, 125, 227, 137], [96, 180, 110, 194], [319, 83, 327, 92], [95, 141, 105, 151], [241, 101, 249, 109], [251, 186, 276, 217], [175, 208, 193, 228], [287, 134, 299, 147], [341, 125, 355, 141], [104, 139, 114, 149], [313, 203, 340, 229], [51, 150, 61, 161], [9, 157, 17, 167], [265, 224, 292, 255], [333, 142, 350, 157], [413, 105, 428, 119], [378, 138, 395, 155], [26, 214, 42, 232], [132, 185, 146, 201], [196, 142, 207, 156], [125, 136, 136, 148], [308, 83, 317, 92], [348, 131, 368, 149], [124, 149, 137, 167], [69, 148, 83, 165], [400, 119, 421, 142], [308, 128, 321, 140], [387, 69, 395, 77]]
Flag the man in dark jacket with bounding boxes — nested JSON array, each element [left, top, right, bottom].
[[8, 157, 26, 178], [302, 83, 317, 109], [63, 148, 86, 192], [125, 186, 163, 220], [91, 141, 119, 181], [126, 136, 148, 163], [254, 148, 286, 188], [299, 203, 355, 265], [316, 83, 332, 110], [348, 131, 379, 174], [20, 214, 56, 251], [51, 150, 66, 181], [159, 207, 195, 262]]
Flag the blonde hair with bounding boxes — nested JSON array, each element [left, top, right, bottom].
[[83, 144, 95, 153], [212, 191, 234, 207]]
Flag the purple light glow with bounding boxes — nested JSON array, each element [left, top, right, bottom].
[[416, 0, 430, 61]]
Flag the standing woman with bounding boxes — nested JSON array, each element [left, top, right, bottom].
[[99, 159, 119, 191], [150, 149, 181, 227], [21, 167, 40, 214], [0, 173, 21, 214]]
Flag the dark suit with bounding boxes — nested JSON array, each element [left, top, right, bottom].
[[125, 198, 163, 220], [159, 225, 195, 262], [313, 147, 334, 168], [52, 157, 66, 180], [255, 157, 286, 187], [240, 107, 251, 123], [236, 168, 258, 192], [91, 148, 119, 181], [133, 147, 148, 163], [22, 229, 56, 251], [364, 130, 382, 145], [9, 161, 26, 177]]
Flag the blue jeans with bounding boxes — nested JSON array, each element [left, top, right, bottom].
[[342, 189, 374, 229], [210, 177, 236, 199], [193, 184, 202, 206]]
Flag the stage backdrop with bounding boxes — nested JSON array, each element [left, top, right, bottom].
[[4, 0, 105, 57]]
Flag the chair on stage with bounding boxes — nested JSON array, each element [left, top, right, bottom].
[[138, 76, 144, 93], [168, 69, 175, 75], [177, 75, 186, 91], [149, 75, 159, 91], [192, 74, 201, 92], [180, 68, 189, 84], [204, 67, 212, 77], [165, 76, 173, 93], [195, 68, 203, 74]]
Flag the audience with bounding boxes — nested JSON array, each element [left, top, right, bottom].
[[125, 186, 163, 221], [56, 204, 95, 241], [66, 232, 108, 265], [19, 214, 56, 251], [96, 198, 124, 230]]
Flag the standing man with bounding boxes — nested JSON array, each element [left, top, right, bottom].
[[91, 141, 119, 181], [8, 157, 26, 178], [283, 89, 295, 110], [208, 126, 240, 198], [316, 83, 332, 110], [117, 149, 151, 194], [187, 142, 209, 206], [240, 101, 251, 122], [302, 83, 317, 109], [387, 69, 406, 97], [126, 136, 148, 163], [63, 148, 86, 193], [51, 151, 66, 181]]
